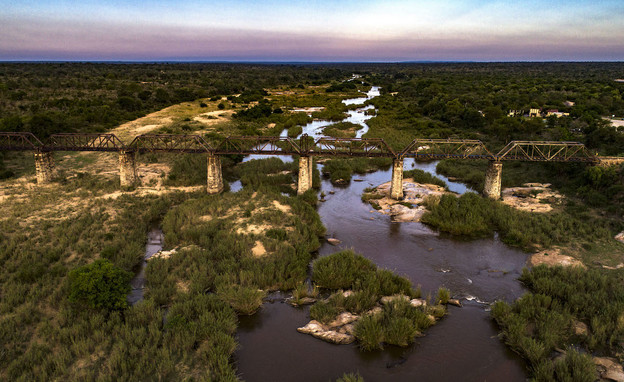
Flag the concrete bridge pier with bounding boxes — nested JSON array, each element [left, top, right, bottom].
[[483, 161, 503, 200], [34, 151, 55, 184], [390, 158, 404, 200], [119, 150, 138, 187], [297, 156, 313, 195], [207, 153, 224, 194]]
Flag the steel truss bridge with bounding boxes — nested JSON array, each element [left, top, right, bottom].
[[0, 132, 621, 164]]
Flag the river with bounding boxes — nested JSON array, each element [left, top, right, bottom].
[[123, 85, 528, 380], [233, 85, 529, 381]]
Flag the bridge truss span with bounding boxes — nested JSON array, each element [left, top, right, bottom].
[[0, 132, 44, 151], [127, 134, 213, 154], [211, 135, 302, 156], [399, 138, 494, 160], [49, 133, 126, 152], [309, 137, 396, 158], [496, 141, 598, 163]]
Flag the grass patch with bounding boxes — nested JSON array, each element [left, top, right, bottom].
[[421, 192, 622, 256], [354, 298, 434, 350], [403, 168, 447, 189]]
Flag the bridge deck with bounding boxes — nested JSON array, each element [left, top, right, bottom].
[[0, 132, 618, 164]]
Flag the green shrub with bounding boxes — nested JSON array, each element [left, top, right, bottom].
[[354, 314, 385, 351], [384, 316, 419, 347], [553, 349, 596, 382], [216, 285, 266, 315], [436, 287, 451, 304], [67, 259, 132, 311], [312, 250, 376, 289], [310, 299, 343, 324]]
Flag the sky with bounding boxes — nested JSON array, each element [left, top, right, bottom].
[[1, 0, 623, 62]]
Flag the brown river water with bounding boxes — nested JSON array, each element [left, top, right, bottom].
[[234, 86, 529, 381], [234, 163, 528, 381]]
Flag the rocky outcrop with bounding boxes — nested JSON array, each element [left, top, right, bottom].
[[297, 319, 356, 345], [616, 231, 624, 244], [501, 183, 564, 213], [364, 179, 452, 223], [328, 312, 359, 327], [410, 298, 427, 308], [298, 294, 444, 346], [528, 248, 585, 268], [447, 298, 462, 307], [389, 204, 428, 223], [573, 320, 589, 336], [593, 356, 624, 382]]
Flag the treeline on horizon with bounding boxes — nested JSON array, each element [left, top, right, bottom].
[[1, 62, 623, 140], [360, 62, 624, 155], [0, 62, 356, 138]]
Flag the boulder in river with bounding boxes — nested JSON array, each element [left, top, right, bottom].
[[288, 297, 317, 307], [447, 298, 462, 307], [389, 204, 428, 222], [327, 238, 341, 245], [297, 320, 356, 345], [410, 298, 427, 307], [328, 312, 359, 327], [364, 179, 451, 223]]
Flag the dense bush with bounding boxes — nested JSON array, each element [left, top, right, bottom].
[[491, 265, 624, 380], [312, 250, 378, 289], [354, 299, 433, 350], [67, 259, 132, 311], [421, 192, 619, 253]]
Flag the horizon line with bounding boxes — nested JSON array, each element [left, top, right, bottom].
[[1, 60, 624, 64]]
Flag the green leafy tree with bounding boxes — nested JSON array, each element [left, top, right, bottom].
[[68, 259, 132, 311]]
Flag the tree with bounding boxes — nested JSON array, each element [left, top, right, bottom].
[[68, 259, 132, 311]]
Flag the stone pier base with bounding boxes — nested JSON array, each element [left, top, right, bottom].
[[119, 151, 138, 187], [390, 159, 404, 200], [483, 161, 503, 199], [34, 151, 55, 184], [207, 154, 224, 194], [297, 156, 313, 195]]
